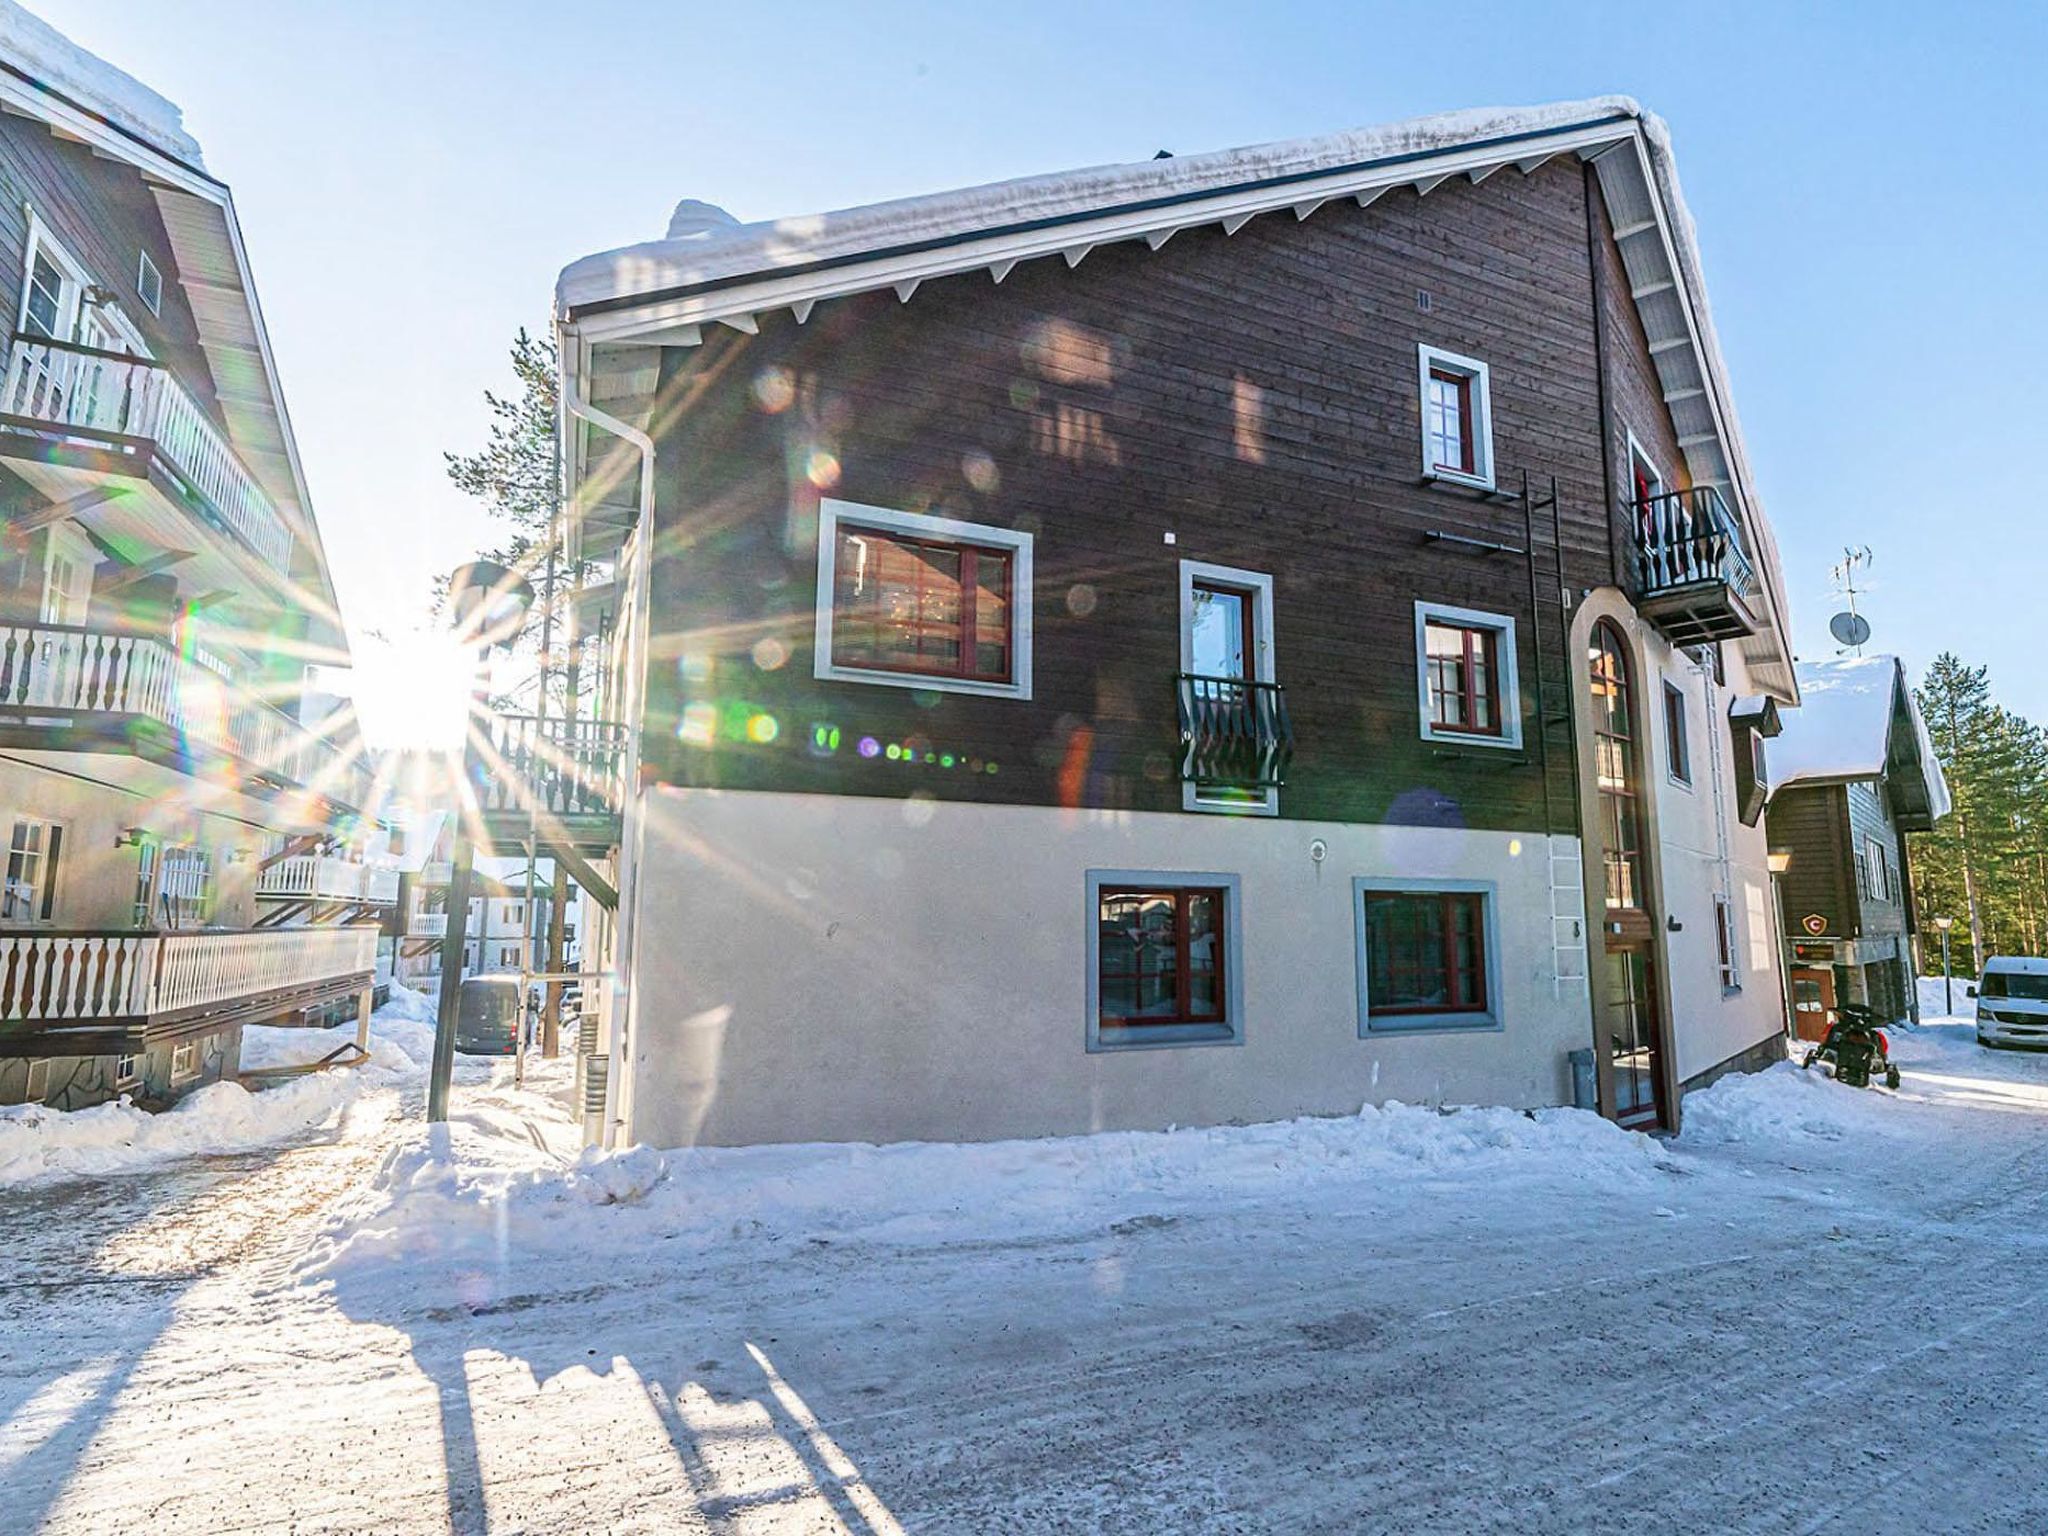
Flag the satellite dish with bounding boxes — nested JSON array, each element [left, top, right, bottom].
[[1829, 611, 1872, 648]]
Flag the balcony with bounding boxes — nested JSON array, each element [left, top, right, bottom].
[[476, 713, 627, 853], [0, 619, 369, 822], [0, 925, 376, 1053], [0, 335, 295, 579], [1631, 487, 1762, 646], [1175, 675, 1294, 791], [255, 855, 399, 906], [417, 860, 454, 886], [408, 912, 449, 938]]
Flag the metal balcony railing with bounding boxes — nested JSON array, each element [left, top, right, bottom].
[[1632, 486, 1760, 602], [477, 713, 627, 821], [0, 926, 376, 1026], [1175, 674, 1295, 790], [1, 334, 295, 575], [0, 620, 368, 811]]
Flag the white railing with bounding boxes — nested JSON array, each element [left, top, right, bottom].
[[419, 860, 453, 885], [0, 620, 368, 810], [0, 926, 376, 1024], [1, 334, 294, 575], [256, 855, 401, 904], [408, 912, 449, 938]]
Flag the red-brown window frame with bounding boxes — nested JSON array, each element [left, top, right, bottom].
[[1097, 885, 1227, 1028], [1424, 620, 1504, 737], [1364, 890, 1489, 1017], [1428, 366, 1476, 475], [830, 523, 1015, 685]]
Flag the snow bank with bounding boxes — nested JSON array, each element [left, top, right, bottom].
[[1678, 1061, 1881, 1146], [0, 987, 449, 1187], [303, 1099, 1672, 1286]]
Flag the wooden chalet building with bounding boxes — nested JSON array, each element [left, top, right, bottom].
[[553, 96, 1802, 1147], [1765, 656, 1949, 1035], [0, 5, 379, 1110]]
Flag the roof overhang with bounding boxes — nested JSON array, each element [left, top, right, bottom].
[[0, 56, 345, 662], [559, 104, 1795, 700]]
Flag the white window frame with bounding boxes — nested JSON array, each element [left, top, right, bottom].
[[169, 1039, 199, 1084], [25, 1057, 49, 1103], [1626, 429, 1664, 507], [1714, 894, 1742, 994], [136, 249, 163, 316], [1662, 675, 1693, 790], [1413, 601, 1523, 751], [813, 498, 1033, 700], [114, 1051, 141, 1088], [1865, 836, 1890, 904], [1178, 559, 1278, 817], [1416, 344, 1495, 491], [17, 213, 88, 340], [39, 521, 98, 626], [2, 815, 65, 926]]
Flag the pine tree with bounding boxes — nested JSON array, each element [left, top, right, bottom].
[[1915, 653, 1994, 971]]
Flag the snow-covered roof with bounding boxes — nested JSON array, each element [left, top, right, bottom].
[[559, 95, 1798, 701], [1770, 656, 1951, 824], [0, 0, 202, 169], [559, 98, 1641, 315]]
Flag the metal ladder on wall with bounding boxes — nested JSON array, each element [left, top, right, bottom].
[[1550, 841, 1591, 999]]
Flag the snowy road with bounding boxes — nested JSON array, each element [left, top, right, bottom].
[[7, 1015, 2048, 1534]]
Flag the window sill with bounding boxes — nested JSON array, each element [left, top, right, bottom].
[[1183, 784, 1279, 817], [1090, 1021, 1241, 1053], [1361, 1013, 1504, 1037], [1425, 741, 1529, 763], [815, 663, 1028, 701], [1420, 469, 1503, 497]]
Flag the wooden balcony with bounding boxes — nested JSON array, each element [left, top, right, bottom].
[[0, 334, 295, 582], [1631, 487, 1762, 646], [255, 855, 399, 905], [476, 713, 626, 854], [0, 925, 377, 1054], [1175, 674, 1295, 791], [0, 619, 370, 823]]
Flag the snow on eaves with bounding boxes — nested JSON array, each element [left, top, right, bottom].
[[557, 95, 1642, 313], [1771, 655, 1951, 819], [0, 0, 203, 170]]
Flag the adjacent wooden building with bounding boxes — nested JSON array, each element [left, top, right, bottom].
[[1765, 656, 1949, 1034], [0, 8, 380, 1109], [553, 97, 1801, 1146]]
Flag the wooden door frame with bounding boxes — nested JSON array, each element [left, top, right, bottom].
[[1570, 594, 1683, 1130]]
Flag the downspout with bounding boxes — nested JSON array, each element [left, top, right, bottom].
[[560, 338, 655, 1151]]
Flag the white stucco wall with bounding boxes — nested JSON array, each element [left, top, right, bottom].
[[622, 786, 1592, 1148]]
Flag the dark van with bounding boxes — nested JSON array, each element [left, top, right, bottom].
[[456, 975, 522, 1056]]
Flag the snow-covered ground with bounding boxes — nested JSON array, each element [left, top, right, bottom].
[[6, 991, 2048, 1533]]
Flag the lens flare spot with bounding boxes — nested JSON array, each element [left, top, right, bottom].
[[752, 366, 796, 413], [679, 702, 717, 748], [885, 743, 902, 761], [858, 735, 881, 759], [902, 791, 938, 827], [745, 712, 780, 744], [805, 449, 841, 489], [962, 450, 1000, 494], [1066, 583, 1098, 618], [940, 754, 955, 768], [809, 723, 841, 755], [1508, 838, 1524, 858], [751, 636, 789, 671]]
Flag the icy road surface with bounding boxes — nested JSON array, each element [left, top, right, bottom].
[[4, 1005, 2047, 1534]]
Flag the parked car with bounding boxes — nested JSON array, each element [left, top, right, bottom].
[[455, 975, 523, 1056], [1973, 957, 2048, 1049]]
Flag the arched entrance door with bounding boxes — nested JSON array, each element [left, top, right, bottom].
[[1588, 620, 1666, 1129]]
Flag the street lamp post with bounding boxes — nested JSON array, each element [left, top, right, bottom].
[[1934, 916, 1956, 1018], [428, 560, 535, 1124]]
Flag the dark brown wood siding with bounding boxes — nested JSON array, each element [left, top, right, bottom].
[[0, 111, 223, 423], [1766, 785, 1856, 938], [639, 160, 1671, 834]]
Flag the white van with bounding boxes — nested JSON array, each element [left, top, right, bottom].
[[1974, 956, 2048, 1048]]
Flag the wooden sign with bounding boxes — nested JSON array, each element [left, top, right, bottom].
[[1802, 913, 1827, 937]]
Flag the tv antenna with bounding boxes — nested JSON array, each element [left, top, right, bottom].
[[1828, 546, 1873, 655]]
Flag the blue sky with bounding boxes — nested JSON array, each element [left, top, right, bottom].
[[32, 0, 2048, 713]]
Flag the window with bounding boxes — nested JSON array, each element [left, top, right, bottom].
[[130, 836, 159, 927], [1663, 680, 1691, 786], [169, 1040, 199, 1083], [499, 945, 519, 966], [115, 1052, 141, 1087], [1865, 837, 1891, 904], [1714, 896, 1741, 993], [1179, 561, 1279, 814], [1085, 870, 1242, 1051], [1589, 622, 1645, 911], [813, 500, 1033, 698], [136, 250, 163, 316], [1356, 880, 1500, 1033], [39, 523, 95, 626], [1414, 603, 1522, 749], [1416, 345, 1494, 489], [22, 245, 67, 338], [158, 845, 213, 928], [25, 1058, 49, 1103], [1627, 432, 1665, 522], [2, 818, 63, 924]]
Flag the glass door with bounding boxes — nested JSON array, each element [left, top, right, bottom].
[[1605, 947, 1663, 1128]]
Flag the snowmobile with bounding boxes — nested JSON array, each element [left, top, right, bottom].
[[1801, 1002, 1901, 1090]]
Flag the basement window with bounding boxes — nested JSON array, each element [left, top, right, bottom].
[[1086, 870, 1243, 1051]]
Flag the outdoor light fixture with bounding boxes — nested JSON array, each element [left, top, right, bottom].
[[1767, 848, 1793, 875], [1934, 916, 1955, 933], [445, 558, 536, 651], [113, 827, 148, 848]]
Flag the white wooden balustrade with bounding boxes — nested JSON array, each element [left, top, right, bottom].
[[408, 912, 449, 938], [0, 620, 366, 809], [0, 926, 376, 1025], [2, 335, 294, 574], [256, 855, 401, 904]]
